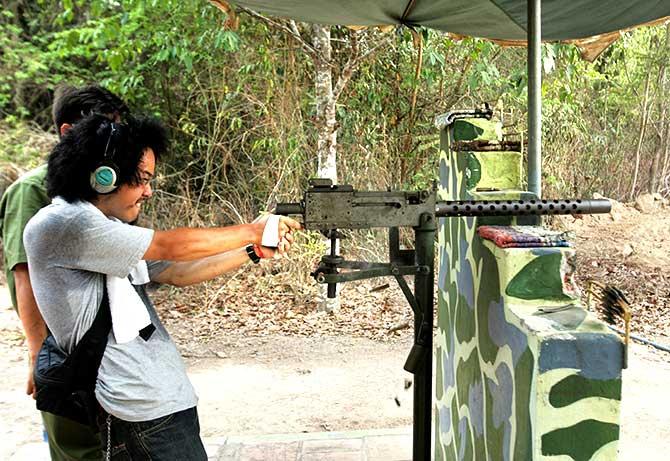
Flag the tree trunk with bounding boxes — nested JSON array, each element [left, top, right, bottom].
[[660, 24, 670, 194], [312, 24, 338, 181], [649, 28, 668, 194], [650, 97, 666, 194], [629, 70, 651, 200], [312, 24, 340, 312], [660, 117, 670, 194]]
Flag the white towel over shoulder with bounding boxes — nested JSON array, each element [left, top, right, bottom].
[[107, 260, 152, 344]]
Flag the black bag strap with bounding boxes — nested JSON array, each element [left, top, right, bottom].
[[67, 276, 112, 390]]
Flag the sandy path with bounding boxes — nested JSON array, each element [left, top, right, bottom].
[[1, 292, 669, 460]]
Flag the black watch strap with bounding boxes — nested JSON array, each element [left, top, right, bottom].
[[246, 245, 261, 264]]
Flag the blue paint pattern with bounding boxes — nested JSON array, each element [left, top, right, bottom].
[[440, 158, 450, 190], [439, 403, 452, 437], [487, 363, 514, 429], [488, 297, 528, 365], [456, 238, 475, 309], [458, 417, 468, 461], [442, 338, 455, 389], [539, 334, 624, 380], [486, 364, 514, 461], [468, 380, 485, 437]]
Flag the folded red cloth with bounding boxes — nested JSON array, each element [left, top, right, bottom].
[[477, 225, 573, 248]]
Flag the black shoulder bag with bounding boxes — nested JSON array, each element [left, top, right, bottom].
[[33, 279, 111, 428]]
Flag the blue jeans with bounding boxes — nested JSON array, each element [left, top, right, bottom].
[[99, 407, 207, 460]]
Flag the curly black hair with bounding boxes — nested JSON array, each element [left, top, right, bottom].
[[47, 114, 169, 202]]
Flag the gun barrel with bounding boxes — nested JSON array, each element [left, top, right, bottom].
[[435, 199, 611, 217], [275, 202, 304, 216], [277, 198, 611, 219]]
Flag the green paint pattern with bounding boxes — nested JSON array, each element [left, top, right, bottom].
[[549, 375, 622, 408], [541, 420, 620, 461], [506, 253, 574, 301], [465, 153, 482, 190]]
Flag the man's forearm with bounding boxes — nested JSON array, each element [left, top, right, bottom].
[[145, 224, 261, 262], [154, 247, 251, 287], [144, 215, 301, 262], [13, 264, 47, 358]]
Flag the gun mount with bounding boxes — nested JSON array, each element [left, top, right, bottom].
[[276, 178, 611, 461]]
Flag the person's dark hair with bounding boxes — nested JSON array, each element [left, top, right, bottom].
[[52, 85, 129, 134], [47, 114, 168, 202]]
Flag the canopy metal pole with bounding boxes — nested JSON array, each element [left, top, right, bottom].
[[528, 0, 542, 197]]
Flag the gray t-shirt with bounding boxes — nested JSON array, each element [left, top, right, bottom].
[[24, 199, 197, 422]]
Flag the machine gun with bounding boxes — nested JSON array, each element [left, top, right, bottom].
[[275, 178, 611, 461]]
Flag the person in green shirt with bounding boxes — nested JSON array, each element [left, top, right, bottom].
[[0, 84, 128, 461]]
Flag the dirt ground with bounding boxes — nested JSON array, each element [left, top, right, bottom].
[[1, 199, 669, 460], [0, 303, 416, 460], [554, 195, 670, 343]]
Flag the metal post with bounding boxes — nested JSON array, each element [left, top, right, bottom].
[[412, 213, 436, 461], [528, 0, 542, 197]]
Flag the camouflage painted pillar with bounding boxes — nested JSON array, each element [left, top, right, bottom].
[[434, 117, 624, 460]]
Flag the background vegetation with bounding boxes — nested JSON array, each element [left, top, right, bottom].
[[1, 0, 669, 229]]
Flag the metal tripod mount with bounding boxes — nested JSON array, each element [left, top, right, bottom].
[[276, 178, 611, 461]]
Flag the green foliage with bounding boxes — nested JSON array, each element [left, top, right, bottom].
[[1, 0, 240, 117], [0, 120, 56, 168], [1, 1, 668, 222]]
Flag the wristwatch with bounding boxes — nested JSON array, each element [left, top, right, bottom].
[[245, 245, 261, 264]]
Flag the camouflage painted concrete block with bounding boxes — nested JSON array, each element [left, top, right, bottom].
[[434, 117, 623, 461]]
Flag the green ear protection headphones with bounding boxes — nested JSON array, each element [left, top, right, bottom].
[[90, 122, 120, 194]]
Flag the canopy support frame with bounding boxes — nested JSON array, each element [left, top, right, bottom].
[[528, 0, 542, 197]]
